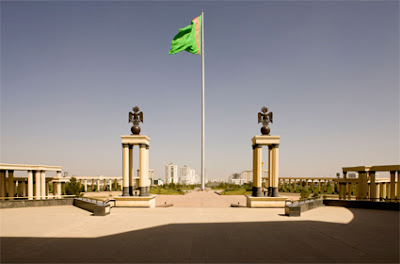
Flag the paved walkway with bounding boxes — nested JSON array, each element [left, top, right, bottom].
[[83, 189, 301, 207], [1, 193, 398, 263], [155, 189, 247, 207]]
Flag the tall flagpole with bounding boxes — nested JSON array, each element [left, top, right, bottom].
[[201, 10, 205, 191]]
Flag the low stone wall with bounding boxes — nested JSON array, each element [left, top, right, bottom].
[[0, 198, 74, 208], [73, 198, 110, 216], [323, 199, 400, 211], [285, 199, 324, 217]]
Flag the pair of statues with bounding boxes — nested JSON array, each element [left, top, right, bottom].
[[128, 106, 273, 135]]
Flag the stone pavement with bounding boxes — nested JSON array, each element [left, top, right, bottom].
[[1, 192, 399, 263], [155, 189, 247, 207]]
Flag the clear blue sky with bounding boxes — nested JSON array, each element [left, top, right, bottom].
[[1, 1, 398, 180]]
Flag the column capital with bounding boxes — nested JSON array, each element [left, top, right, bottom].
[[252, 144, 262, 149], [122, 143, 129, 148], [268, 144, 279, 149], [139, 144, 149, 149], [129, 145, 133, 149]]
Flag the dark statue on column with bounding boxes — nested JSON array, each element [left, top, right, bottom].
[[129, 106, 143, 135], [258, 107, 273, 135]]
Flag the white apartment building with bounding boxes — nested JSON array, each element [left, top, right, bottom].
[[180, 165, 196, 185], [240, 170, 252, 182], [165, 163, 178, 184], [228, 170, 268, 185]]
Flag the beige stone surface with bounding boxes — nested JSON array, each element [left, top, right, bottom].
[[120, 135, 150, 145], [252, 135, 280, 145], [1, 191, 399, 263], [114, 195, 155, 208], [246, 195, 287, 208]]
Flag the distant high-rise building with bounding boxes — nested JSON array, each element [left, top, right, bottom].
[[165, 163, 178, 184], [180, 165, 196, 185], [228, 170, 268, 185]]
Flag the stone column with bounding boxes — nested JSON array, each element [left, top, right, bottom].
[[91, 179, 94, 192], [348, 182, 353, 200], [397, 171, 400, 201], [40, 171, 46, 199], [129, 145, 134, 195], [341, 183, 345, 199], [380, 183, 386, 200], [27, 170, 33, 200], [109, 179, 112, 191], [21, 181, 27, 197], [389, 171, 396, 201], [56, 171, 62, 198], [318, 180, 321, 193], [252, 144, 262, 197], [7, 170, 14, 199], [139, 144, 150, 196], [385, 181, 390, 200], [96, 179, 100, 192], [46, 180, 50, 197], [270, 145, 279, 197], [0, 170, 6, 198], [267, 145, 273, 196], [34, 170, 41, 200], [103, 179, 106, 191], [84, 179, 88, 192], [122, 143, 130, 196], [357, 171, 368, 200], [288, 179, 291, 192], [369, 171, 376, 201]]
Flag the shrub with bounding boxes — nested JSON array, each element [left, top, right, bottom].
[[312, 192, 320, 199], [65, 177, 82, 196], [300, 188, 311, 199]]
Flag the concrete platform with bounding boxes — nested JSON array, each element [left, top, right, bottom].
[[246, 195, 288, 208], [114, 195, 155, 208], [2, 191, 398, 263]]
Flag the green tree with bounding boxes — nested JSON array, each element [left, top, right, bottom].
[[65, 177, 82, 196]]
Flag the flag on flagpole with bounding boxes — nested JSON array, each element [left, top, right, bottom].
[[169, 15, 202, 55], [169, 12, 206, 191]]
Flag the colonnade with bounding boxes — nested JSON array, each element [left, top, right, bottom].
[[73, 177, 123, 192], [0, 164, 63, 200], [338, 165, 400, 202], [278, 178, 337, 194], [121, 135, 151, 196]]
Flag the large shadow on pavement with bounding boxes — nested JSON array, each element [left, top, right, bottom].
[[1, 208, 399, 263]]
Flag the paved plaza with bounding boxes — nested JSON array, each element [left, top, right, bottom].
[[1, 192, 399, 263]]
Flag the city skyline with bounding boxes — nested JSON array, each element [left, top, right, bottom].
[[1, 1, 398, 180]]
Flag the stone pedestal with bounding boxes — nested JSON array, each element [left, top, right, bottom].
[[246, 195, 287, 208], [114, 195, 156, 208], [121, 135, 152, 199]]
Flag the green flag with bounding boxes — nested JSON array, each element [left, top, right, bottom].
[[169, 15, 202, 55]]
